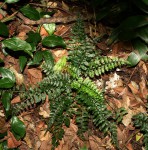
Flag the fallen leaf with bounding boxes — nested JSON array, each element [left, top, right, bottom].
[[128, 81, 139, 95], [7, 131, 22, 149], [89, 135, 106, 150], [47, 2, 57, 8], [11, 96, 21, 104], [27, 68, 42, 85], [24, 132, 33, 148], [139, 76, 148, 99], [40, 25, 49, 37], [126, 143, 133, 150], [10, 66, 24, 85], [39, 130, 51, 141], [62, 1, 69, 11]]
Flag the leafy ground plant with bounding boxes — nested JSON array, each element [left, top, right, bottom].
[[0, 1, 147, 150]]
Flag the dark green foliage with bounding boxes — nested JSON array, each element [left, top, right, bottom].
[[68, 19, 128, 78], [133, 113, 148, 150], [11, 18, 128, 149], [114, 107, 127, 124]]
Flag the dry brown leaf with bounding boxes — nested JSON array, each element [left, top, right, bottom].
[[9, 66, 24, 85], [139, 76, 148, 99], [128, 81, 139, 95], [39, 107, 50, 118], [54, 25, 71, 36], [62, 1, 69, 11], [40, 140, 52, 150], [126, 143, 134, 150], [52, 49, 68, 62], [89, 135, 106, 150], [17, 31, 27, 40], [7, 131, 22, 149], [122, 109, 133, 126], [47, 2, 57, 8], [39, 130, 51, 141], [27, 68, 42, 85], [40, 25, 49, 37], [24, 132, 33, 148], [11, 96, 21, 104]]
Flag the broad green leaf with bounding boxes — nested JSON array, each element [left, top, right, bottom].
[[11, 116, 26, 140], [0, 67, 15, 88], [2, 37, 33, 57], [127, 40, 148, 66], [0, 22, 9, 37], [20, 5, 40, 21], [1, 91, 12, 112], [26, 31, 41, 45], [118, 15, 148, 30], [5, 0, 19, 3], [132, 0, 148, 13], [1, 91, 12, 117], [43, 23, 56, 35], [127, 52, 141, 67], [118, 30, 137, 41], [133, 40, 148, 61], [28, 51, 43, 66], [142, 0, 148, 5], [42, 50, 54, 65], [137, 26, 148, 44], [42, 35, 66, 48], [19, 56, 27, 72]]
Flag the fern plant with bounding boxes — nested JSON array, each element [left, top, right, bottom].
[[133, 113, 148, 150], [11, 18, 129, 149]]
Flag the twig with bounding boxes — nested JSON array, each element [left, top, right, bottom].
[[1, 11, 18, 23], [16, 12, 93, 25]]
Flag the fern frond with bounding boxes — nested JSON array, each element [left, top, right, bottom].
[[75, 107, 89, 138], [71, 77, 104, 101], [133, 113, 148, 150]]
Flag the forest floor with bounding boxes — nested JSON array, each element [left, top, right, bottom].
[[0, 1, 147, 150]]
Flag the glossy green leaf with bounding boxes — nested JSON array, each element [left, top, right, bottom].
[[1, 92, 12, 112], [20, 5, 40, 21], [26, 31, 41, 45], [42, 35, 66, 48], [137, 26, 148, 44], [19, 56, 27, 72], [127, 40, 148, 66], [0, 67, 15, 88], [11, 116, 26, 140], [2, 37, 33, 57], [28, 51, 43, 66], [42, 50, 54, 65], [1, 91, 12, 117], [5, 0, 19, 3], [127, 52, 141, 67], [118, 30, 137, 41], [43, 23, 56, 35], [133, 40, 148, 61], [132, 0, 148, 13], [118, 15, 148, 30], [0, 22, 9, 37]]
